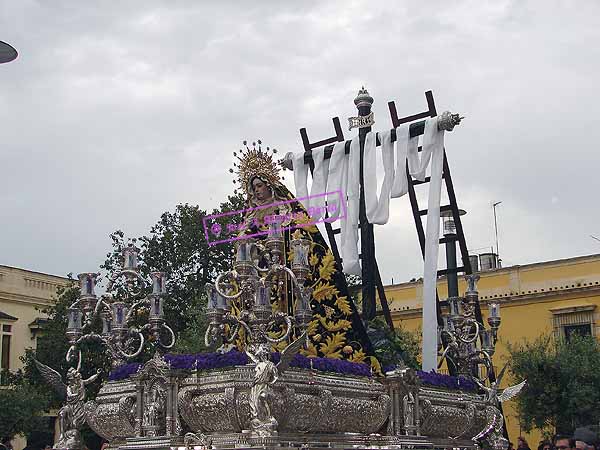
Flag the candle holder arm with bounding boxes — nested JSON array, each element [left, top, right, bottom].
[[115, 329, 145, 359], [214, 272, 244, 300], [156, 324, 176, 350], [265, 313, 293, 344]]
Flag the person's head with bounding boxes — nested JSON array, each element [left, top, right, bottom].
[[574, 428, 598, 450], [249, 176, 273, 204], [43, 445, 52, 450], [554, 435, 575, 450], [539, 441, 552, 450], [519, 437, 530, 449]]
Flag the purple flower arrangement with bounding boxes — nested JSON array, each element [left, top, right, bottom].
[[108, 362, 142, 381], [416, 370, 477, 391], [108, 350, 371, 381], [108, 352, 475, 392], [383, 365, 476, 391]]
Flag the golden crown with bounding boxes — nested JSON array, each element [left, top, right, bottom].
[[230, 140, 283, 194]]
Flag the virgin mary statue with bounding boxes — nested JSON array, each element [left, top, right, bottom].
[[228, 140, 379, 372]]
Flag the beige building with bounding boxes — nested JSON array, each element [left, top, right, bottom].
[[384, 253, 600, 443], [0, 265, 71, 449]]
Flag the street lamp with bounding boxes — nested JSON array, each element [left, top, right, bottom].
[[0, 41, 17, 64]]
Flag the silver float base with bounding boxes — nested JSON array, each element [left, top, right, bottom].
[[117, 432, 475, 450]]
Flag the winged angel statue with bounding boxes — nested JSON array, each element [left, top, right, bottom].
[[35, 359, 100, 449], [247, 330, 308, 437], [472, 364, 526, 450]]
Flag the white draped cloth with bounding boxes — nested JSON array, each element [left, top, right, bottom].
[[419, 119, 445, 372], [340, 137, 362, 275], [291, 118, 446, 353]]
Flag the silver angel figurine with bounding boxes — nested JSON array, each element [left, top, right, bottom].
[[246, 331, 307, 437], [35, 359, 101, 450], [472, 364, 526, 450]]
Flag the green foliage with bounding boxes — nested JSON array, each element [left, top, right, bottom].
[[367, 317, 421, 370], [507, 334, 600, 435], [0, 380, 50, 442], [101, 195, 244, 340], [171, 295, 210, 354]]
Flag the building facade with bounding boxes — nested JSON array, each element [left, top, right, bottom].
[[0, 265, 71, 449], [384, 253, 600, 444]]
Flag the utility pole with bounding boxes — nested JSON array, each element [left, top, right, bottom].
[[492, 201, 502, 263]]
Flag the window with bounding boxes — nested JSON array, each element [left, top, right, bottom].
[[564, 323, 592, 341], [0, 323, 12, 385], [551, 305, 596, 341]]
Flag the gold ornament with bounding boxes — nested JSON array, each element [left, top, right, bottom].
[[343, 345, 354, 355], [230, 140, 283, 195]]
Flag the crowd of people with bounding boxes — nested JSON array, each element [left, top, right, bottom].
[[509, 429, 599, 450]]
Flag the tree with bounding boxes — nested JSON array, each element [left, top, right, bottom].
[[507, 334, 600, 435], [0, 379, 50, 443], [367, 317, 421, 370]]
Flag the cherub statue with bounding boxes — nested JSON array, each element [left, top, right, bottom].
[[35, 359, 101, 450], [246, 331, 307, 437], [472, 364, 526, 450]]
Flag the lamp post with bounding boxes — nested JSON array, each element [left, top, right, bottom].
[[66, 245, 175, 369]]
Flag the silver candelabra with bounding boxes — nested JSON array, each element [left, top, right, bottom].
[[66, 245, 175, 369], [438, 274, 501, 380], [205, 222, 312, 351]]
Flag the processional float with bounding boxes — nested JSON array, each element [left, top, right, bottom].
[[36, 88, 525, 450]]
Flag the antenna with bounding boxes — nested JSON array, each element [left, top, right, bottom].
[[492, 201, 502, 263], [591, 235, 600, 244]]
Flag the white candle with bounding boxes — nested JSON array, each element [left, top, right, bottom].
[[78, 273, 96, 296], [68, 307, 82, 331], [236, 243, 250, 262], [488, 302, 500, 318], [151, 272, 166, 295], [123, 247, 138, 270]]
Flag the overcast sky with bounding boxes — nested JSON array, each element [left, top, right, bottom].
[[1, 0, 599, 285]]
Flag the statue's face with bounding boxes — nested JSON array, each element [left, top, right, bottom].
[[67, 368, 78, 383], [251, 177, 272, 203]]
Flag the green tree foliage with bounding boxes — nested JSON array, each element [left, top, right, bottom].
[[0, 379, 50, 443], [508, 334, 600, 434], [367, 317, 421, 370]]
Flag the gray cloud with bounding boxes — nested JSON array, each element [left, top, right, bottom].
[[1, 0, 599, 284]]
